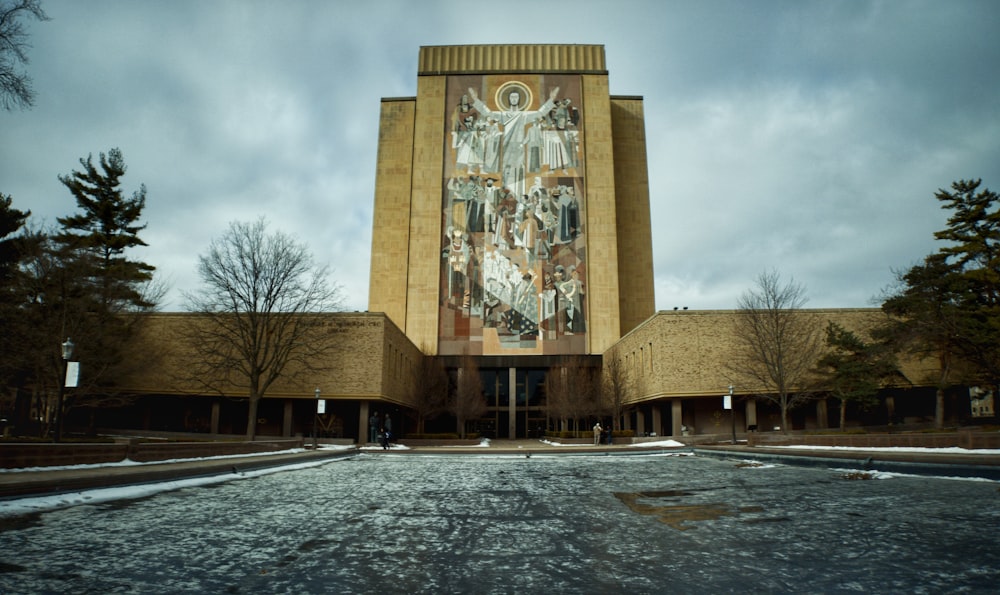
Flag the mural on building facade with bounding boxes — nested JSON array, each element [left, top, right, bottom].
[[439, 75, 587, 355]]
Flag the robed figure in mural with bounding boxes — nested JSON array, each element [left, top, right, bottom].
[[467, 86, 559, 198], [440, 79, 587, 353]]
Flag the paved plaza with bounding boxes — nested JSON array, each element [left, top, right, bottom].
[[1, 451, 998, 593]]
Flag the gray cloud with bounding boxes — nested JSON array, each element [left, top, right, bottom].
[[2, 0, 998, 314]]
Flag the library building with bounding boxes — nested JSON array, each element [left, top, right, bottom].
[[108, 45, 954, 442]]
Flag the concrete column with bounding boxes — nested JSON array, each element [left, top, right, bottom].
[[746, 399, 758, 429], [282, 400, 293, 437], [508, 367, 517, 439], [650, 405, 662, 437], [671, 399, 683, 436], [635, 409, 646, 436], [210, 401, 220, 434], [359, 401, 370, 443]]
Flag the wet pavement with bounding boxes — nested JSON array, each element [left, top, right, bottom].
[[1, 451, 998, 594]]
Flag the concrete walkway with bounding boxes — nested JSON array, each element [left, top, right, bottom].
[[695, 443, 1000, 480], [3, 439, 999, 500], [0, 448, 353, 499]]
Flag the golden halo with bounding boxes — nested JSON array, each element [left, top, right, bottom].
[[494, 81, 533, 111]]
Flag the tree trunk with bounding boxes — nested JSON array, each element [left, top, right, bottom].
[[935, 351, 950, 430], [839, 399, 847, 432], [780, 395, 789, 434], [935, 387, 945, 429], [246, 396, 260, 440]]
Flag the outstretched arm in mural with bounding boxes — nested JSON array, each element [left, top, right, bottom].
[[466, 85, 560, 197], [466, 86, 560, 110]]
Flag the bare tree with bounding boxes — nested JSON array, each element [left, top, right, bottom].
[[409, 351, 448, 435], [183, 218, 343, 439], [727, 270, 822, 433], [449, 356, 487, 438], [0, 0, 49, 110], [545, 356, 601, 435], [545, 365, 572, 433], [602, 353, 632, 431]]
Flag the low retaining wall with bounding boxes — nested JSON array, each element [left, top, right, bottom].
[[542, 437, 647, 445], [0, 438, 305, 469], [397, 438, 483, 447], [747, 431, 1000, 450]]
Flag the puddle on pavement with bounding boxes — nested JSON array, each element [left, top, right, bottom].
[[614, 489, 780, 531], [0, 511, 43, 534], [0, 561, 26, 573], [297, 538, 331, 552]]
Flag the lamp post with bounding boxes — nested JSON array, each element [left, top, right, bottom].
[[313, 388, 321, 449], [55, 337, 75, 442], [728, 385, 736, 445]]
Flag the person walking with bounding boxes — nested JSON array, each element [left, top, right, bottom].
[[593, 422, 602, 446], [381, 414, 393, 450]]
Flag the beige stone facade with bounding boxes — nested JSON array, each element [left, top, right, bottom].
[[369, 44, 654, 356], [69, 45, 951, 441], [357, 44, 949, 439], [367, 99, 415, 330], [603, 308, 941, 436], [121, 312, 420, 405], [606, 309, 936, 402], [109, 305, 941, 440], [610, 97, 655, 335]]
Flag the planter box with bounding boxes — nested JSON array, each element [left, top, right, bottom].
[[0, 438, 306, 469], [747, 431, 1000, 450]]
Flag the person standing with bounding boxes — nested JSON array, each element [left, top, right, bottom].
[[369, 411, 379, 443], [593, 422, 602, 446]]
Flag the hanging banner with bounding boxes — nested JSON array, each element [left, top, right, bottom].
[[65, 362, 80, 388]]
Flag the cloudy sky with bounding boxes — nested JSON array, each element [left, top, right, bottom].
[[2, 0, 998, 313]]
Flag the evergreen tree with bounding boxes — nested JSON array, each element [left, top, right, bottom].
[[818, 322, 898, 431], [931, 180, 1000, 383], [0, 193, 30, 275], [0, 194, 33, 411], [882, 179, 1000, 427], [41, 148, 160, 431], [56, 148, 155, 313]]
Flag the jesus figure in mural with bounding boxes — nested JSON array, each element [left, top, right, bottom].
[[467, 86, 559, 198]]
